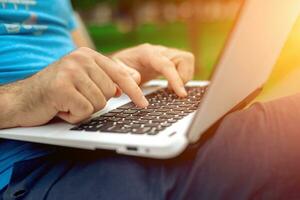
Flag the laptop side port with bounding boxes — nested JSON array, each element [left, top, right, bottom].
[[168, 132, 177, 137], [126, 146, 138, 151]]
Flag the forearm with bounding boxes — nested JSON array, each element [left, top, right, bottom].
[[71, 15, 95, 50], [0, 81, 22, 129]]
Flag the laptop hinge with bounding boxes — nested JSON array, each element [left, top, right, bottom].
[[188, 86, 263, 145]]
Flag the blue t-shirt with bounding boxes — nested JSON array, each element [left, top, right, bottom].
[[0, 0, 77, 190]]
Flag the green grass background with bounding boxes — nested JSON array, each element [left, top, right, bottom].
[[88, 18, 300, 101], [88, 21, 232, 79]]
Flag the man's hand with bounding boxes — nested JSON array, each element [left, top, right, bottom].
[[112, 43, 195, 97], [0, 47, 148, 128]]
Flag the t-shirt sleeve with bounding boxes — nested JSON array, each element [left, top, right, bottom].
[[66, 0, 78, 31]]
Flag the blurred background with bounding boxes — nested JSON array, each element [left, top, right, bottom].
[[72, 0, 300, 101]]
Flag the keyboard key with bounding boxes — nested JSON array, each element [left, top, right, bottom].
[[132, 127, 151, 134], [109, 126, 130, 133], [85, 126, 101, 132], [172, 107, 186, 111], [124, 124, 141, 129], [117, 120, 132, 124], [70, 127, 83, 131], [131, 107, 144, 111], [116, 113, 130, 118], [151, 119, 166, 123], [167, 111, 181, 115], [159, 115, 172, 119], [149, 112, 163, 116], [110, 109, 123, 113], [147, 128, 160, 135], [141, 116, 155, 120], [144, 123, 160, 127], [157, 109, 170, 112], [147, 105, 160, 109], [124, 110, 137, 114], [167, 119, 177, 123], [132, 112, 147, 117], [106, 117, 121, 122], [161, 123, 172, 127], [138, 110, 153, 114], [119, 103, 135, 109], [126, 116, 138, 120], [102, 113, 116, 117], [99, 123, 115, 132], [134, 120, 149, 124]]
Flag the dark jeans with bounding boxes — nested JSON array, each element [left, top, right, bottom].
[[2, 93, 300, 200]]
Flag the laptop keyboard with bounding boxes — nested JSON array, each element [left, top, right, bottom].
[[70, 86, 207, 135]]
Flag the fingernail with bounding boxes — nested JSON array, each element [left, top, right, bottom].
[[114, 86, 122, 97], [142, 96, 149, 107], [180, 87, 187, 97]]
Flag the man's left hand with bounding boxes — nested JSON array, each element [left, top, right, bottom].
[[112, 43, 195, 97]]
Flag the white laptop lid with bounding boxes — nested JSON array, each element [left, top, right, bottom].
[[188, 0, 300, 143]]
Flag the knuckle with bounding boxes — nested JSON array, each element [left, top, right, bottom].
[[140, 43, 155, 56], [82, 62, 95, 72], [184, 52, 195, 61], [50, 76, 69, 94], [68, 50, 91, 63], [78, 47, 92, 53], [60, 65, 79, 79], [140, 43, 152, 49], [81, 103, 94, 116], [68, 51, 82, 59], [155, 44, 165, 50], [102, 82, 117, 99], [53, 78, 66, 90]]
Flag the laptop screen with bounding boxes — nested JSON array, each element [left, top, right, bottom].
[[188, 0, 300, 143]]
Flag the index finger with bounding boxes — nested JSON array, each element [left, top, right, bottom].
[[86, 49, 149, 108], [151, 56, 187, 97]]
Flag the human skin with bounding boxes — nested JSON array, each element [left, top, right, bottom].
[[0, 44, 195, 129]]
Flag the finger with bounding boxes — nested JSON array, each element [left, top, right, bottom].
[[161, 49, 195, 84], [113, 58, 141, 84], [85, 61, 118, 99], [106, 66, 148, 107], [122, 64, 141, 85], [84, 49, 148, 107], [74, 73, 107, 112], [57, 88, 94, 124], [177, 61, 194, 83], [172, 53, 195, 84], [151, 55, 187, 97]]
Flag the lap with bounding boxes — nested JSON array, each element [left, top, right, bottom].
[[3, 94, 300, 200]]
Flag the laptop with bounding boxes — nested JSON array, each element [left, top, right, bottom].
[[0, 0, 299, 159]]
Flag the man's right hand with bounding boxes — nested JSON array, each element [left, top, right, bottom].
[[2, 47, 148, 128]]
